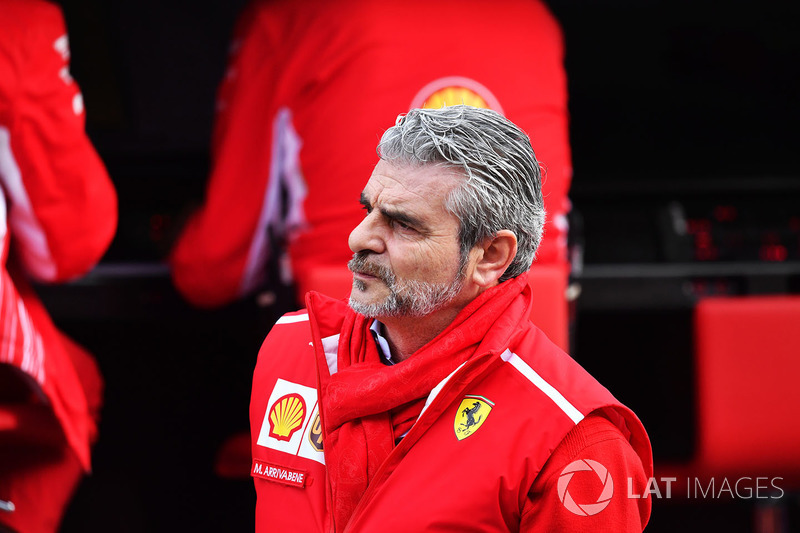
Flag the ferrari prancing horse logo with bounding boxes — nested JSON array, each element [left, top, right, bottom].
[[454, 395, 494, 441]]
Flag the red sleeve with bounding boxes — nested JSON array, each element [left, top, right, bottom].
[[521, 413, 651, 532], [169, 2, 284, 308], [1, 0, 117, 282]]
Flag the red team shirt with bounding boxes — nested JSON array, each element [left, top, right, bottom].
[[170, 0, 573, 308], [0, 1, 117, 531], [250, 278, 652, 531]]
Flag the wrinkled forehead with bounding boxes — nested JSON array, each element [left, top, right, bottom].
[[362, 160, 464, 207]]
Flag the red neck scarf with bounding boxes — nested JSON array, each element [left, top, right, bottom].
[[308, 273, 531, 531]]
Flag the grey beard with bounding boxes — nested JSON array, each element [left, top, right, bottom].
[[348, 253, 464, 318]]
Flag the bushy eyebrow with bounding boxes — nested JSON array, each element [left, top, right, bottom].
[[359, 192, 371, 209], [359, 191, 428, 232]]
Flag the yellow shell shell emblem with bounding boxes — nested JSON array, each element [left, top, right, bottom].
[[410, 76, 503, 114], [454, 395, 494, 441], [421, 86, 489, 110], [268, 393, 307, 442]]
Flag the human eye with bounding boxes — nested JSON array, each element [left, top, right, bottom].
[[389, 218, 415, 233]]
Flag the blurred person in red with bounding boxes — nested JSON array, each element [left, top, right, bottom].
[[169, 0, 572, 311], [0, 1, 118, 531]]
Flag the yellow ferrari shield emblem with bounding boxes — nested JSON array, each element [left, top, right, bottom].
[[454, 395, 494, 441]]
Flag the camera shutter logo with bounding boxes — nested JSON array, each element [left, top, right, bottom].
[[557, 459, 614, 516]]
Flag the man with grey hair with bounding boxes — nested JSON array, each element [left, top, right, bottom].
[[250, 106, 652, 532]]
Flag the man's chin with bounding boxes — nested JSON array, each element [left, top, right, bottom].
[[348, 290, 395, 318], [348, 298, 382, 318]]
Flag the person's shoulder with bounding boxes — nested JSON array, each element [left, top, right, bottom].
[[523, 413, 651, 531], [0, 0, 64, 51], [2, 0, 69, 85], [558, 413, 635, 459], [536, 413, 642, 480], [257, 310, 315, 357], [504, 322, 585, 385], [254, 309, 315, 375], [272, 309, 312, 326], [4, 0, 65, 33], [262, 310, 313, 346], [503, 326, 625, 422], [253, 311, 316, 391]]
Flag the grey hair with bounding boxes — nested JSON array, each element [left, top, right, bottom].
[[377, 105, 545, 281]]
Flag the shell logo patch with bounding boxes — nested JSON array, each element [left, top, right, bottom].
[[257, 379, 325, 464], [410, 76, 504, 115], [308, 413, 323, 452], [422, 86, 489, 110], [454, 395, 495, 441], [268, 393, 307, 442]]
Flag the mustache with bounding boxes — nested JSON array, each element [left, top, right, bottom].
[[348, 252, 395, 284]]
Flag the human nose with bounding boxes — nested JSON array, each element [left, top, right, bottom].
[[348, 211, 386, 255]]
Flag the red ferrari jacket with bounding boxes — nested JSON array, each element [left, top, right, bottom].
[[0, 0, 116, 468], [250, 275, 652, 532], [171, 0, 572, 308], [1, 1, 117, 530]]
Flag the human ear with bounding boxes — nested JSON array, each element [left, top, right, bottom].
[[470, 230, 517, 288]]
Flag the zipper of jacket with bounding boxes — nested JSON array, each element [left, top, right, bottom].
[[341, 350, 501, 531], [303, 300, 338, 533]]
